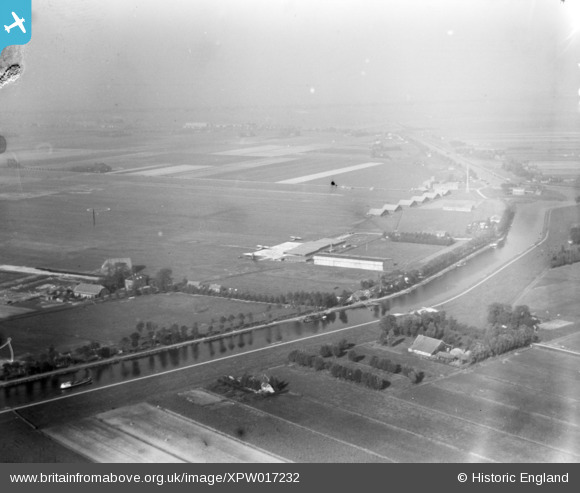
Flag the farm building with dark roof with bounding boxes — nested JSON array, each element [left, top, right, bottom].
[[408, 334, 444, 357], [73, 283, 109, 299]]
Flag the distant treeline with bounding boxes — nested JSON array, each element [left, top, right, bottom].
[[502, 159, 535, 180], [182, 283, 341, 309]]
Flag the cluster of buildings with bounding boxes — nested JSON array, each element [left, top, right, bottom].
[[367, 182, 452, 217], [245, 236, 393, 273], [408, 334, 470, 363]]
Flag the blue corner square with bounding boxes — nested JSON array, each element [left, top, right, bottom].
[[1, 0, 32, 53]]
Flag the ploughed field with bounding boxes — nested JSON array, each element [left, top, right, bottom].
[[4, 313, 580, 462], [176, 345, 580, 462]]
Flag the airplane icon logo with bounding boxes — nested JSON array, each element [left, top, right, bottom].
[[0, 1, 31, 52], [4, 12, 26, 34]]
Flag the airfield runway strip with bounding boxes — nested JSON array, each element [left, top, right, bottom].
[[276, 162, 384, 184]]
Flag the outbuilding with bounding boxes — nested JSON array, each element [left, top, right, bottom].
[[408, 334, 444, 357], [73, 283, 109, 299]]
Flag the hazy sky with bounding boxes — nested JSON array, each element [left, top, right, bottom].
[[1, 0, 579, 112]]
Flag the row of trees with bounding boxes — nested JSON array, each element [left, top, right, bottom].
[[387, 232, 455, 247], [571, 226, 580, 245], [182, 283, 342, 309], [368, 355, 424, 383], [218, 374, 288, 394], [319, 339, 350, 358], [378, 304, 537, 365], [487, 303, 536, 328], [362, 207, 515, 300], [287, 349, 387, 390], [502, 159, 535, 180]]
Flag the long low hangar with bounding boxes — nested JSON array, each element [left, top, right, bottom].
[[313, 253, 390, 272]]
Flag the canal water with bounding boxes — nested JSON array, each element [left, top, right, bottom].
[[0, 201, 553, 410]]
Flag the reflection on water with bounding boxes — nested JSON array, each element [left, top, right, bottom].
[[237, 333, 245, 349], [132, 360, 141, 377], [168, 348, 180, 367], [218, 339, 227, 354], [158, 351, 168, 368], [207, 340, 215, 357], [227, 336, 235, 352]]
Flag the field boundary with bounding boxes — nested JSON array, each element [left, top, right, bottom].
[[532, 343, 580, 358]]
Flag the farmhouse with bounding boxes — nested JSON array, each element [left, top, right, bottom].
[[73, 283, 109, 299], [408, 334, 444, 357], [313, 253, 390, 272]]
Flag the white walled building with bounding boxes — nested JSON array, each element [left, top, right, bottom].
[[313, 253, 389, 272]]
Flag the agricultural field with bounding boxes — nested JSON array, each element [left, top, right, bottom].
[[0, 122, 472, 303], [183, 342, 580, 462], [539, 331, 580, 353], [517, 263, 580, 322], [345, 238, 445, 269], [45, 402, 284, 463], [0, 413, 87, 463], [0, 293, 296, 357]]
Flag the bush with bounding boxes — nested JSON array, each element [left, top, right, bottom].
[[347, 349, 358, 362], [319, 344, 333, 358], [313, 356, 326, 371]]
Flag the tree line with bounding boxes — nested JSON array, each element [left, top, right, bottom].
[[387, 231, 455, 246], [368, 356, 424, 383], [378, 303, 537, 365], [288, 349, 387, 390], [550, 245, 580, 268]]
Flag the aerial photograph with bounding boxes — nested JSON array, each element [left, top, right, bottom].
[[0, 0, 579, 463]]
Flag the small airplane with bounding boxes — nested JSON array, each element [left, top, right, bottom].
[[4, 12, 26, 34], [256, 245, 270, 250], [290, 236, 302, 241]]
